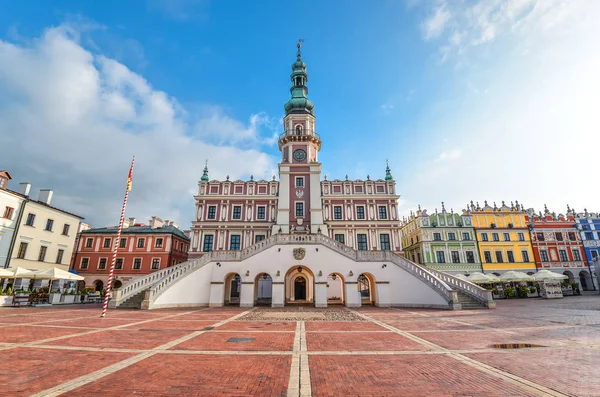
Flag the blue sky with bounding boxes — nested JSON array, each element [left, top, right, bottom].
[[0, 0, 598, 228]]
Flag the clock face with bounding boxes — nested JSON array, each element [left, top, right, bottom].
[[293, 149, 307, 162]]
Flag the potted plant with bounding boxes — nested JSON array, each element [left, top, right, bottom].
[[503, 287, 515, 298], [0, 288, 13, 306], [60, 290, 76, 304], [517, 285, 529, 298]]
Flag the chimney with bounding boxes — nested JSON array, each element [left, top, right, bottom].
[[19, 183, 31, 196], [38, 189, 53, 205], [128, 217, 136, 226], [171, 221, 179, 229], [122, 219, 130, 228], [149, 216, 164, 229]]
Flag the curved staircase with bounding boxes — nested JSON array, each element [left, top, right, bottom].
[[111, 233, 494, 310]]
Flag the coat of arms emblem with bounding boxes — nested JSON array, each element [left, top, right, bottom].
[[293, 248, 306, 260]]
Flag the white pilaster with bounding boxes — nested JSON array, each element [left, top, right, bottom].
[[314, 282, 327, 308], [209, 282, 224, 307], [344, 282, 361, 307], [272, 282, 285, 307], [240, 282, 254, 308]]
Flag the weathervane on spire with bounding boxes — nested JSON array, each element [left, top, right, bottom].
[[297, 39, 304, 59]]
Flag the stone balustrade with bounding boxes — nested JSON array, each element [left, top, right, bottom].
[[116, 232, 471, 309]]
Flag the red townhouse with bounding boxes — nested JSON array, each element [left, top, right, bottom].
[[71, 216, 190, 291], [526, 206, 587, 285]]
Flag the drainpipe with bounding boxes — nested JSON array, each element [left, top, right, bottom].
[[5, 197, 28, 269]]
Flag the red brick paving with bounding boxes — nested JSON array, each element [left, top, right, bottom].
[[124, 319, 219, 331], [2, 296, 600, 396], [171, 331, 295, 351], [41, 329, 192, 349], [0, 347, 133, 396], [305, 321, 388, 331], [415, 329, 565, 350], [310, 354, 538, 397], [306, 331, 431, 351], [49, 317, 139, 328], [382, 318, 480, 331], [0, 325, 87, 343], [467, 349, 600, 397], [173, 312, 243, 321], [70, 354, 291, 396], [217, 321, 297, 331]]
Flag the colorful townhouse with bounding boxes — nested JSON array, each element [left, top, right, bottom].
[[574, 208, 600, 290], [400, 203, 482, 274], [72, 216, 190, 291], [469, 200, 535, 275], [525, 206, 592, 290]]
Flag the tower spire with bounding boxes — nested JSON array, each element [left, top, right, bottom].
[[385, 159, 393, 181], [284, 40, 314, 116], [200, 159, 209, 182]]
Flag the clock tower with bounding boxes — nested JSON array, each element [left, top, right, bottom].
[[273, 42, 327, 235]]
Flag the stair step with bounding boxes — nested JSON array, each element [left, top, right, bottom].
[[117, 290, 147, 309]]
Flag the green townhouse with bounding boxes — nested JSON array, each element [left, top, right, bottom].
[[400, 203, 483, 274]]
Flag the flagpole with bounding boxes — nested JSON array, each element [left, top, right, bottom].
[[101, 156, 135, 318]]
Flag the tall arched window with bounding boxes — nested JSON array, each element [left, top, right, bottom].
[[295, 125, 303, 135]]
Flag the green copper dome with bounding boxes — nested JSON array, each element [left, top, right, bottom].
[[200, 160, 209, 182], [284, 43, 314, 116], [385, 161, 393, 181]]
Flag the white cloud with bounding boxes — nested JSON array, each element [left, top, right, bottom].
[[0, 25, 276, 228], [434, 148, 461, 162], [420, 0, 585, 61], [380, 103, 394, 114], [402, 0, 600, 216], [422, 3, 451, 40]]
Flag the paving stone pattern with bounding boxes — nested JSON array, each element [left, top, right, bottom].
[[0, 295, 599, 396]]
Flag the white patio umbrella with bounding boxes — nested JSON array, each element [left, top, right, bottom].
[[31, 268, 84, 281], [7, 267, 37, 292], [30, 268, 84, 292], [0, 269, 15, 278], [467, 272, 500, 284], [532, 270, 569, 281], [498, 271, 534, 282]]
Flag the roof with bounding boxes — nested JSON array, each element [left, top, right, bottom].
[[0, 170, 12, 179], [82, 224, 190, 240], [1, 188, 84, 220]]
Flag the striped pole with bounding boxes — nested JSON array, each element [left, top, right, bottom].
[[101, 156, 135, 318]]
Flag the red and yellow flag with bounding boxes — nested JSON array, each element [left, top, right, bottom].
[[127, 158, 134, 191]]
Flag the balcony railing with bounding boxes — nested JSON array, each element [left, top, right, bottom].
[[278, 129, 321, 141]]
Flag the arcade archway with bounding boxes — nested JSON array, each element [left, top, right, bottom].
[[285, 266, 314, 305], [224, 273, 241, 306], [358, 273, 377, 306], [254, 272, 273, 306], [327, 273, 345, 305], [579, 270, 593, 291]]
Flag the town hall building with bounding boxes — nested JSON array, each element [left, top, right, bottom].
[[110, 44, 493, 311]]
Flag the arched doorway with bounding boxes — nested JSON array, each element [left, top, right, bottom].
[[579, 270, 593, 291], [285, 266, 315, 305], [254, 273, 273, 306], [94, 280, 104, 292], [327, 273, 344, 305], [224, 273, 241, 306], [294, 276, 307, 300], [563, 270, 574, 282], [358, 273, 377, 306]]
